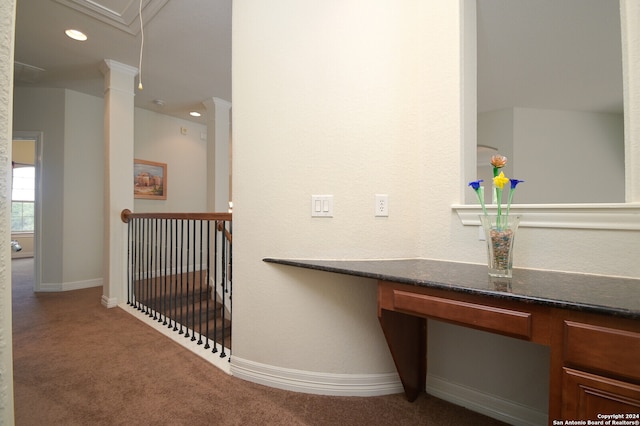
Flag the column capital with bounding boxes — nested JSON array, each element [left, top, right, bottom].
[[100, 59, 139, 77], [100, 60, 138, 95]]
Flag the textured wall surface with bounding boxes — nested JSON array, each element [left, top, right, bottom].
[[0, 0, 16, 423], [231, 0, 640, 420]]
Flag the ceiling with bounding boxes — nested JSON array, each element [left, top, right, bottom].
[[13, 0, 622, 127], [14, 0, 231, 125]]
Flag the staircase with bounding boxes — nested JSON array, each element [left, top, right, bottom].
[[121, 210, 233, 359], [132, 270, 231, 351]]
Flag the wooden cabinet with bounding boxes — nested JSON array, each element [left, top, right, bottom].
[[377, 280, 640, 423], [562, 368, 640, 419], [560, 319, 640, 419]]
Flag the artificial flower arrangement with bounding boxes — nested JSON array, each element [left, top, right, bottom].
[[469, 154, 524, 277], [468, 154, 524, 227]]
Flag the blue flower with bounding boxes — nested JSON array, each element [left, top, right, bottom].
[[509, 179, 524, 189], [468, 180, 483, 191], [468, 153, 525, 221]]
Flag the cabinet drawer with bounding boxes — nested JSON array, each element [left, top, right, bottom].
[[392, 289, 532, 339], [564, 321, 640, 382]]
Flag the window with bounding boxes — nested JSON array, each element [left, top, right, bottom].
[[12, 166, 35, 232]]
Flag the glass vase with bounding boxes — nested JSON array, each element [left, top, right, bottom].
[[479, 215, 520, 278]]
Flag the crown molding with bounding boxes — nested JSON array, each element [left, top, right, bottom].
[[55, 0, 169, 35]]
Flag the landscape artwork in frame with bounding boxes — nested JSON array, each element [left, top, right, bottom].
[[134, 159, 167, 200]]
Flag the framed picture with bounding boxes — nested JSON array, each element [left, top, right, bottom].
[[134, 159, 167, 200]]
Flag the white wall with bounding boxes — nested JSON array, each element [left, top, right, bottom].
[[134, 108, 208, 213], [232, 0, 640, 422], [13, 88, 209, 289], [233, 0, 435, 374], [13, 88, 105, 289], [63, 90, 105, 286], [479, 107, 624, 204], [13, 87, 68, 286], [477, 108, 514, 203]]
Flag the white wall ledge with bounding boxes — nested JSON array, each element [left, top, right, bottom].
[[452, 203, 640, 230]]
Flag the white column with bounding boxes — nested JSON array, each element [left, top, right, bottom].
[[203, 97, 232, 212], [99, 60, 137, 308], [0, 0, 16, 422]]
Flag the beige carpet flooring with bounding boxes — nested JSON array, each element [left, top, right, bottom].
[[11, 258, 507, 425]]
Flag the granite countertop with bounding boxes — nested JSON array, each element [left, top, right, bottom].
[[263, 258, 640, 319]]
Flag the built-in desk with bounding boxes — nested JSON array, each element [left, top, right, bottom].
[[264, 258, 640, 423]]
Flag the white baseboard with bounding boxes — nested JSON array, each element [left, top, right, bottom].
[[426, 374, 547, 426], [230, 357, 404, 397], [119, 302, 232, 375], [230, 359, 545, 424], [40, 278, 103, 292], [101, 295, 118, 308], [11, 251, 34, 259]]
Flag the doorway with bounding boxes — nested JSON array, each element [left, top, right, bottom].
[[12, 131, 42, 292]]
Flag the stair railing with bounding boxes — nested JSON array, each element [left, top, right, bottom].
[[121, 209, 232, 358]]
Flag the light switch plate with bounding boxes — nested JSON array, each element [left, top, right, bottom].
[[311, 195, 333, 217]]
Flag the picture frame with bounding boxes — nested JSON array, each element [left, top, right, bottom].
[[134, 159, 167, 200]]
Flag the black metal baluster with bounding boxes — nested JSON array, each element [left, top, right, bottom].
[[220, 220, 227, 358], [155, 218, 160, 319], [150, 217, 155, 317], [150, 218, 155, 316], [134, 218, 141, 310], [129, 218, 136, 307], [143, 218, 149, 314], [204, 220, 211, 350], [148, 218, 154, 316], [168, 219, 175, 330], [173, 219, 180, 332], [136, 218, 141, 311], [184, 220, 191, 339], [163, 218, 168, 326], [190, 219, 197, 342], [178, 219, 185, 335], [228, 219, 232, 360], [127, 219, 132, 306], [197, 220, 204, 345], [212, 220, 219, 354], [158, 217, 164, 323], [141, 218, 148, 313]]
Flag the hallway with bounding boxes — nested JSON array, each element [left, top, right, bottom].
[[10, 258, 505, 425]]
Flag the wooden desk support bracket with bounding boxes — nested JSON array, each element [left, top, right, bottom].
[[378, 309, 426, 402]]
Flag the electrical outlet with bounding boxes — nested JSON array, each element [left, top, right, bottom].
[[375, 194, 389, 217]]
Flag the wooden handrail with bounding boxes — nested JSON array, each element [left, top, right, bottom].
[[121, 209, 232, 223]]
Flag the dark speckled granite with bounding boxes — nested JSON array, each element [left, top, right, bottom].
[[263, 258, 640, 319]]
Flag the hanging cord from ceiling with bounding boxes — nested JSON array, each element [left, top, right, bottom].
[[138, 0, 144, 90]]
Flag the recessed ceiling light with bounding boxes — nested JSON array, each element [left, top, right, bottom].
[[65, 29, 87, 41], [189, 111, 201, 117]]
